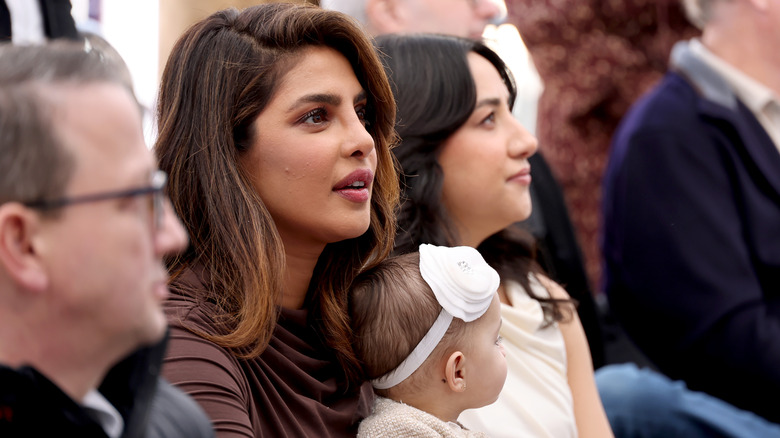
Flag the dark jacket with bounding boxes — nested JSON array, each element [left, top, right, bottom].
[[0, 332, 215, 437], [1, 0, 79, 42], [602, 41, 780, 423]]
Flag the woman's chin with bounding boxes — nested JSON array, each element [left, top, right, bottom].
[[327, 222, 372, 244]]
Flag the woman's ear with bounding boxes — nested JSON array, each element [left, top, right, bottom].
[[444, 350, 468, 393], [0, 204, 49, 293]]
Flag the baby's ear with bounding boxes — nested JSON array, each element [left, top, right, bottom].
[[443, 351, 467, 393]]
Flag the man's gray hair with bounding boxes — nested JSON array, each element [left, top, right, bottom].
[[0, 42, 133, 207], [0, 41, 132, 90], [319, 0, 369, 26]]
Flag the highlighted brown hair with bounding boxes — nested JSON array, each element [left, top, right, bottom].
[[155, 2, 398, 386]]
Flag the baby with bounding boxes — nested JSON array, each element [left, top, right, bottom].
[[350, 244, 506, 437]]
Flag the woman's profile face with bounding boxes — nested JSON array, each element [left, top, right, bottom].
[[437, 52, 538, 246], [243, 46, 377, 249]]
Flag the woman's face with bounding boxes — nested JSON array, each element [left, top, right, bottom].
[[244, 46, 377, 250], [437, 52, 538, 247]]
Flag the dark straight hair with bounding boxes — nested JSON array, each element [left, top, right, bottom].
[[376, 33, 570, 324]]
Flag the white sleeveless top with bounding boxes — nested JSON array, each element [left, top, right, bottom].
[[458, 276, 577, 438]]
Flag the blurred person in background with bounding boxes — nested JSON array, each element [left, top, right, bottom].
[[1, 0, 79, 43], [600, 0, 780, 434], [320, 0, 502, 39], [504, 0, 699, 293]]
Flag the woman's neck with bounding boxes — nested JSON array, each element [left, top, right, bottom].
[[454, 227, 482, 249], [280, 240, 325, 310]]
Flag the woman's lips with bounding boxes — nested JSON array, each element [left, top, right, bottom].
[[334, 168, 374, 203], [508, 167, 532, 186]]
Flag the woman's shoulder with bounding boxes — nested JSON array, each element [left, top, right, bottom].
[[505, 273, 570, 302], [161, 268, 247, 387], [501, 274, 571, 335], [531, 273, 571, 300], [161, 272, 254, 432], [163, 306, 244, 385], [163, 266, 226, 334]]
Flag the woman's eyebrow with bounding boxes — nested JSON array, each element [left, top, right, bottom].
[[475, 97, 501, 109], [353, 90, 367, 104], [287, 93, 341, 112]]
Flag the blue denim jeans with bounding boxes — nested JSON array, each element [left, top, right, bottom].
[[596, 363, 780, 438]]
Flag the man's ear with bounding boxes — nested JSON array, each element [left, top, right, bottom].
[[0, 204, 49, 292], [444, 350, 467, 393], [365, 0, 406, 35]]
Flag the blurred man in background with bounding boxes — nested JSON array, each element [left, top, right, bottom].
[[0, 43, 212, 438]]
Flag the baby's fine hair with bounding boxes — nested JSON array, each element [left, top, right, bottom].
[[349, 252, 468, 396]]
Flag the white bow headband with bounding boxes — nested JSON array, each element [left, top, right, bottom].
[[371, 244, 499, 389]]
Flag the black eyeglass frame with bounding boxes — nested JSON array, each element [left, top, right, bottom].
[[23, 170, 168, 230]]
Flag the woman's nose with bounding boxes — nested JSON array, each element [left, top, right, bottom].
[[344, 114, 376, 159], [508, 118, 538, 158]]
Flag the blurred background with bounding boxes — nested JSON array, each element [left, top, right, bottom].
[[68, 0, 532, 145]]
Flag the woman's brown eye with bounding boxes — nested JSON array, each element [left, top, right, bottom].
[[301, 108, 328, 125]]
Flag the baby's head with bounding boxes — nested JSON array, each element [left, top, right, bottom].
[[350, 244, 506, 416]]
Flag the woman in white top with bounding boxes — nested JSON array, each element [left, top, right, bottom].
[[374, 33, 613, 438]]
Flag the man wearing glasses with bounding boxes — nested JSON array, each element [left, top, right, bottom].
[[0, 43, 212, 437]]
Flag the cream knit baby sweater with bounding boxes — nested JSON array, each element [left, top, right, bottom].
[[358, 397, 489, 438]]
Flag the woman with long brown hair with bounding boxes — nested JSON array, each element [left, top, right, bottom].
[[154, 3, 398, 436]]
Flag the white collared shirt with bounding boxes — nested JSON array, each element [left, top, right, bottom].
[[689, 39, 780, 154], [4, 0, 46, 45], [81, 390, 124, 438]]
